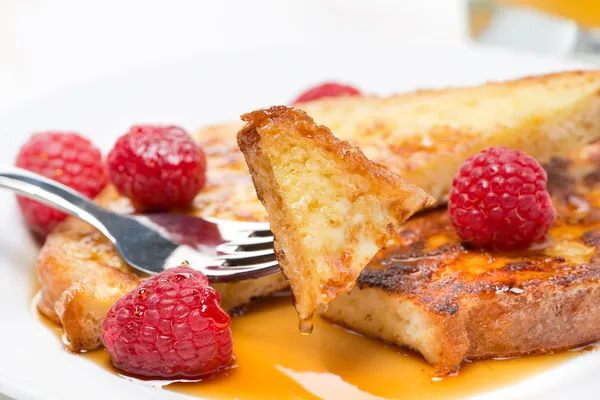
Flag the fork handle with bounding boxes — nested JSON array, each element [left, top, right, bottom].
[[0, 165, 113, 239]]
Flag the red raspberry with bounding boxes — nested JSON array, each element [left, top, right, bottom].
[[15, 132, 107, 236], [448, 146, 556, 251], [292, 82, 361, 104], [102, 265, 233, 378], [107, 125, 207, 210]]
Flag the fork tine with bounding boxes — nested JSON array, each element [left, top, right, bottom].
[[216, 243, 273, 255], [203, 217, 271, 234], [233, 223, 271, 234], [216, 241, 274, 256], [219, 235, 274, 248], [213, 248, 276, 265], [248, 229, 273, 237], [203, 260, 279, 282]]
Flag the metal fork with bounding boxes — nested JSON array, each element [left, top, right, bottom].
[[0, 166, 278, 282]]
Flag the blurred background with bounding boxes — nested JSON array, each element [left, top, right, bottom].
[[0, 1, 598, 399], [0, 0, 599, 113], [471, 0, 600, 35]]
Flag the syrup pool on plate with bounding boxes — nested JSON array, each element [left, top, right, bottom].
[[33, 289, 589, 400]]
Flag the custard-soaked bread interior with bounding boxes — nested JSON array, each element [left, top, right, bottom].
[[322, 141, 600, 375], [237, 106, 433, 328]]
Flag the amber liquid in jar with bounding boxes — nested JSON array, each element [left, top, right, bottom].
[[33, 290, 589, 400]]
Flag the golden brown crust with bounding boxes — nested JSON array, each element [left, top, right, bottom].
[[239, 106, 426, 192], [238, 106, 433, 326], [323, 142, 600, 374]]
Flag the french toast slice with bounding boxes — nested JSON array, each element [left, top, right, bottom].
[[35, 70, 600, 353], [208, 71, 600, 202], [237, 107, 433, 328], [322, 143, 600, 375]]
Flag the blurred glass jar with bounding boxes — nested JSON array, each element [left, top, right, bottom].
[[469, 0, 600, 37]]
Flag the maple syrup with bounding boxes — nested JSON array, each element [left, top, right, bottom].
[[33, 292, 588, 400]]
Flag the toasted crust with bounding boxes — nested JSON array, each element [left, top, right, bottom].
[[322, 142, 600, 374], [35, 70, 600, 355], [237, 106, 432, 326]]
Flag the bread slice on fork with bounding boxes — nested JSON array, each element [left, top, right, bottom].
[[237, 106, 433, 330]]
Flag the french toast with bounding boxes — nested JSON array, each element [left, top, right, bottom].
[[35, 70, 600, 355], [322, 145, 600, 374], [237, 107, 433, 328]]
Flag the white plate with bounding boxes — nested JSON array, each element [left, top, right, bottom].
[[0, 43, 599, 400]]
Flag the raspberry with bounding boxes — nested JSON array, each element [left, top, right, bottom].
[[448, 146, 556, 251], [15, 132, 107, 236], [107, 125, 207, 210], [292, 82, 361, 104], [102, 265, 233, 378]]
